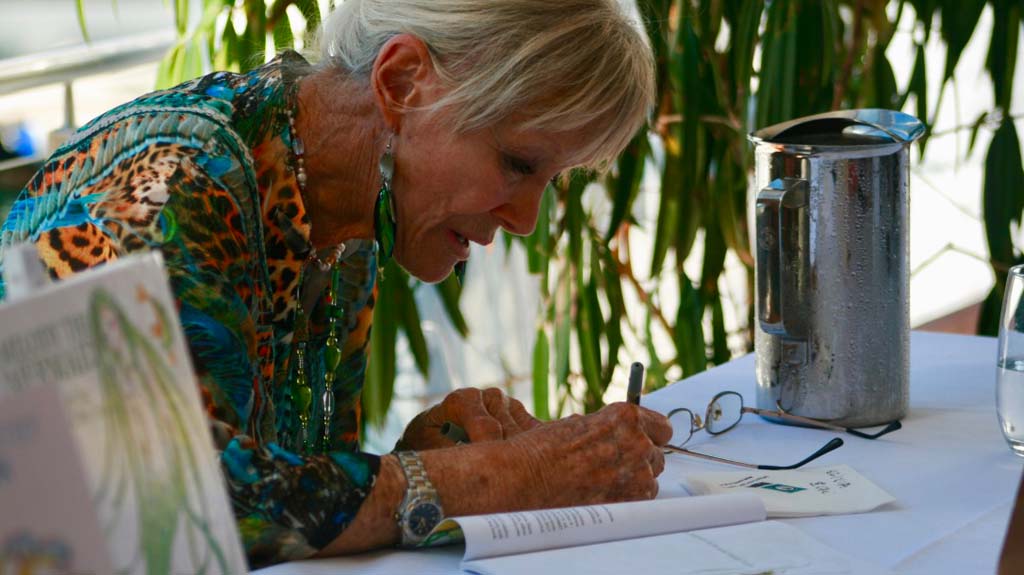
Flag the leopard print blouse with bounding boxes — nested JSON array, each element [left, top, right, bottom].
[[0, 52, 380, 569]]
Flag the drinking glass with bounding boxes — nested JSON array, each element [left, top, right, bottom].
[[997, 264, 1024, 456]]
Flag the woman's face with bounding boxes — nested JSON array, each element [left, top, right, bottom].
[[390, 109, 587, 283]]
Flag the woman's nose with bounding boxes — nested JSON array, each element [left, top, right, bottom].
[[492, 182, 546, 236]]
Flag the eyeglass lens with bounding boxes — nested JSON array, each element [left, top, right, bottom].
[[706, 391, 743, 434], [667, 408, 696, 447]]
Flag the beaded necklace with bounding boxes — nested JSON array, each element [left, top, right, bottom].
[[285, 107, 347, 453]]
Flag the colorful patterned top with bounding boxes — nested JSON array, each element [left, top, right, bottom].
[[0, 52, 381, 569]]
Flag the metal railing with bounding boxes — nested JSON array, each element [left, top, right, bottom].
[[0, 31, 175, 174], [0, 31, 175, 96]]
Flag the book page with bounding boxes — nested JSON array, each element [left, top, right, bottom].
[[444, 492, 764, 561], [461, 520, 890, 575]]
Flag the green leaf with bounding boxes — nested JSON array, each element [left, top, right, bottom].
[[296, 0, 322, 31], [75, 0, 91, 42], [554, 271, 571, 389], [643, 312, 668, 392], [865, 50, 899, 109], [176, 0, 189, 36], [156, 43, 186, 89], [674, 270, 706, 378], [604, 133, 647, 241], [532, 327, 550, 421], [433, 275, 469, 337], [524, 185, 553, 275], [987, 0, 1020, 112], [967, 112, 989, 158], [902, 42, 929, 154], [938, 0, 985, 83], [983, 119, 1024, 270], [273, 9, 295, 52], [182, 37, 205, 81], [710, 295, 730, 365], [365, 262, 400, 427], [576, 244, 605, 411], [650, 139, 679, 277], [396, 276, 430, 378], [978, 282, 1005, 337]]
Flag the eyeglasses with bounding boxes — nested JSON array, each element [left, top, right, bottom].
[[664, 391, 902, 470]]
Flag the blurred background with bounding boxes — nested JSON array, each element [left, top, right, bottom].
[[0, 0, 1019, 452]]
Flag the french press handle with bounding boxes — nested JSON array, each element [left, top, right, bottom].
[[756, 177, 808, 339]]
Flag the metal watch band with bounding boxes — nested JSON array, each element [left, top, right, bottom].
[[394, 450, 443, 547], [396, 450, 433, 496]]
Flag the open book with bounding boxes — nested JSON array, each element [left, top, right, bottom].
[[253, 493, 885, 575], [432, 493, 885, 575]]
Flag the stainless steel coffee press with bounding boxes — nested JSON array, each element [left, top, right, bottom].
[[749, 109, 925, 427]]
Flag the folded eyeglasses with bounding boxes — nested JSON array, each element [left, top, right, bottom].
[[663, 391, 902, 470]]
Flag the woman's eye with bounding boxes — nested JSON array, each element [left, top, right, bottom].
[[502, 154, 535, 176]]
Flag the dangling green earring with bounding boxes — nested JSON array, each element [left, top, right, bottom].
[[374, 136, 397, 272]]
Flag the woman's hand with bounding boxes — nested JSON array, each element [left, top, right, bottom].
[[395, 387, 541, 451], [501, 402, 673, 508]]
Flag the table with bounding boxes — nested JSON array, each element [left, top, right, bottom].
[[255, 331, 1022, 575]]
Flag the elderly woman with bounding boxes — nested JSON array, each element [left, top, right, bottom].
[[0, 0, 671, 568]]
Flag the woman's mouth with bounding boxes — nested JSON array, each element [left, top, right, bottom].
[[447, 229, 471, 260]]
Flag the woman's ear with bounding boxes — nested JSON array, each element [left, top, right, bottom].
[[371, 34, 442, 131]]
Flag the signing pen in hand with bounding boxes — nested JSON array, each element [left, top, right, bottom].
[[627, 362, 644, 405]]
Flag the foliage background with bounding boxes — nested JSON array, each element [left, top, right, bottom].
[[81, 0, 1024, 423]]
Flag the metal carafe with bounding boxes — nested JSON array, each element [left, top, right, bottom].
[[749, 109, 925, 427]]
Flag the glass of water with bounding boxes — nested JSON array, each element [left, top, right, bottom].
[[998, 264, 1024, 456]]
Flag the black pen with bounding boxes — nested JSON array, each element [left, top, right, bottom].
[[627, 362, 644, 405]]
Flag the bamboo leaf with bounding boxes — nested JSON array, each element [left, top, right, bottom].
[[674, 270, 706, 378], [75, 0, 91, 42], [983, 119, 1024, 270], [524, 185, 553, 275], [532, 327, 550, 421], [604, 133, 647, 241], [365, 264, 400, 426], [554, 271, 571, 389], [433, 275, 469, 337], [938, 0, 984, 83], [902, 42, 929, 155], [967, 112, 989, 158], [576, 272, 605, 411], [396, 277, 430, 378], [176, 0, 189, 37], [296, 0, 321, 31], [643, 312, 668, 392], [182, 37, 205, 81], [273, 9, 295, 52], [710, 295, 730, 365], [987, 0, 1020, 112], [650, 136, 679, 277]]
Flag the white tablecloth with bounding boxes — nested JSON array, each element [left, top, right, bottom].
[[256, 331, 1021, 575]]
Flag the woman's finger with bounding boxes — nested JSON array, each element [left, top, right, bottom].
[[481, 387, 521, 439]]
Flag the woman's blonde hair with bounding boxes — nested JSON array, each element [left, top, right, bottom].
[[317, 0, 655, 170]]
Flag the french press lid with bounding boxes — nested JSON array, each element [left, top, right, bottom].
[[749, 109, 926, 150]]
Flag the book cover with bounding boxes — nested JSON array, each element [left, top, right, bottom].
[[0, 252, 247, 574]]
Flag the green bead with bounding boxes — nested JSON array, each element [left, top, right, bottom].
[[295, 383, 312, 413], [324, 343, 342, 372]]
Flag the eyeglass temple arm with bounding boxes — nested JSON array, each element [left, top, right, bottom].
[[757, 437, 844, 470], [663, 437, 844, 471], [744, 407, 902, 440]]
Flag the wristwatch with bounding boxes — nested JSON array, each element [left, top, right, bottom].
[[394, 451, 444, 547]]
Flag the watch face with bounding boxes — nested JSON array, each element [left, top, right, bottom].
[[408, 502, 442, 537]]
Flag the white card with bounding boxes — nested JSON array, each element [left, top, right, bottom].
[[681, 464, 896, 517]]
